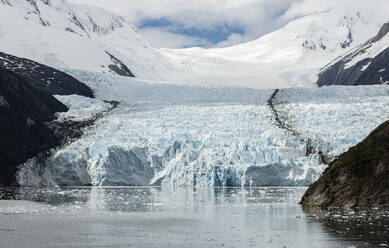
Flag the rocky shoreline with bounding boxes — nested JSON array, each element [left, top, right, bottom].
[[300, 121, 389, 208]]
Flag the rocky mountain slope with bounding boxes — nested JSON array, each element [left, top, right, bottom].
[[317, 22, 389, 86], [0, 52, 97, 186], [300, 120, 389, 208], [0, 52, 94, 97]]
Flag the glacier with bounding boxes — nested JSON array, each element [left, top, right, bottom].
[[16, 72, 389, 187]]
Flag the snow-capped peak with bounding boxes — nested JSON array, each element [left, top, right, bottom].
[[323, 21, 389, 72], [160, 9, 386, 89], [0, 0, 173, 80], [316, 20, 389, 86], [372, 21, 389, 42], [1, 0, 136, 38], [1, 0, 387, 89]]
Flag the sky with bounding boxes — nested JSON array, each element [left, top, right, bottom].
[[68, 0, 389, 49]]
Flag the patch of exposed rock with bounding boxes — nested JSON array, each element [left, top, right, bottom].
[[317, 22, 389, 86], [0, 52, 94, 97], [0, 52, 97, 186], [0, 68, 67, 186], [301, 121, 389, 208]]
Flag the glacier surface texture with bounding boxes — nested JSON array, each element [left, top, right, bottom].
[[17, 72, 389, 187]]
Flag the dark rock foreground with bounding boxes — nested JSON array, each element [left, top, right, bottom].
[[0, 52, 95, 186], [301, 120, 389, 208], [0, 68, 67, 186]]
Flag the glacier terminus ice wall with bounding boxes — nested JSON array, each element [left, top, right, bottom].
[[16, 72, 389, 187]]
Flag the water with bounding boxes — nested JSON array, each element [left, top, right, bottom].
[[0, 187, 388, 248]]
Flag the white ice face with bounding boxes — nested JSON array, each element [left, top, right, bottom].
[[16, 72, 389, 187]]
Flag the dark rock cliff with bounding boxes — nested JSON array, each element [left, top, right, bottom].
[[0, 52, 95, 186], [0, 68, 67, 186], [300, 121, 389, 208]]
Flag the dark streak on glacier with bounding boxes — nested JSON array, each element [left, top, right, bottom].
[[17, 100, 120, 187], [49, 100, 119, 148], [267, 89, 330, 164]]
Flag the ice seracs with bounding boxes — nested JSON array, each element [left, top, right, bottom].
[[16, 71, 389, 187]]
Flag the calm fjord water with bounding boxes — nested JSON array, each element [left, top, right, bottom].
[[0, 187, 388, 248]]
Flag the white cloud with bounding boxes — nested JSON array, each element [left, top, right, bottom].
[[70, 0, 288, 28], [139, 27, 211, 48], [281, 0, 389, 21], [215, 33, 253, 47], [68, 0, 389, 48], [68, 0, 295, 48]]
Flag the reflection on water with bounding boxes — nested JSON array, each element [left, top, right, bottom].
[[0, 187, 388, 248], [304, 208, 389, 247], [0, 187, 304, 212]]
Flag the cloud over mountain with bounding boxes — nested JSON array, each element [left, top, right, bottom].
[[69, 0, 389, 48]]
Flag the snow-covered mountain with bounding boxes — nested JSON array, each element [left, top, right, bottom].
[[317, 21, 389, 86], [1, 0, 387, 89], [0, 0, 174, 80], [161, 10, 387, 89]]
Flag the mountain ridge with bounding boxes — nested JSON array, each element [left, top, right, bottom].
[[0, 0, 171, 80], [0, 52, 94, 97], [317, 21, 389, 86], [161, 10, 386, 88], [1, 0, 387, 89]]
